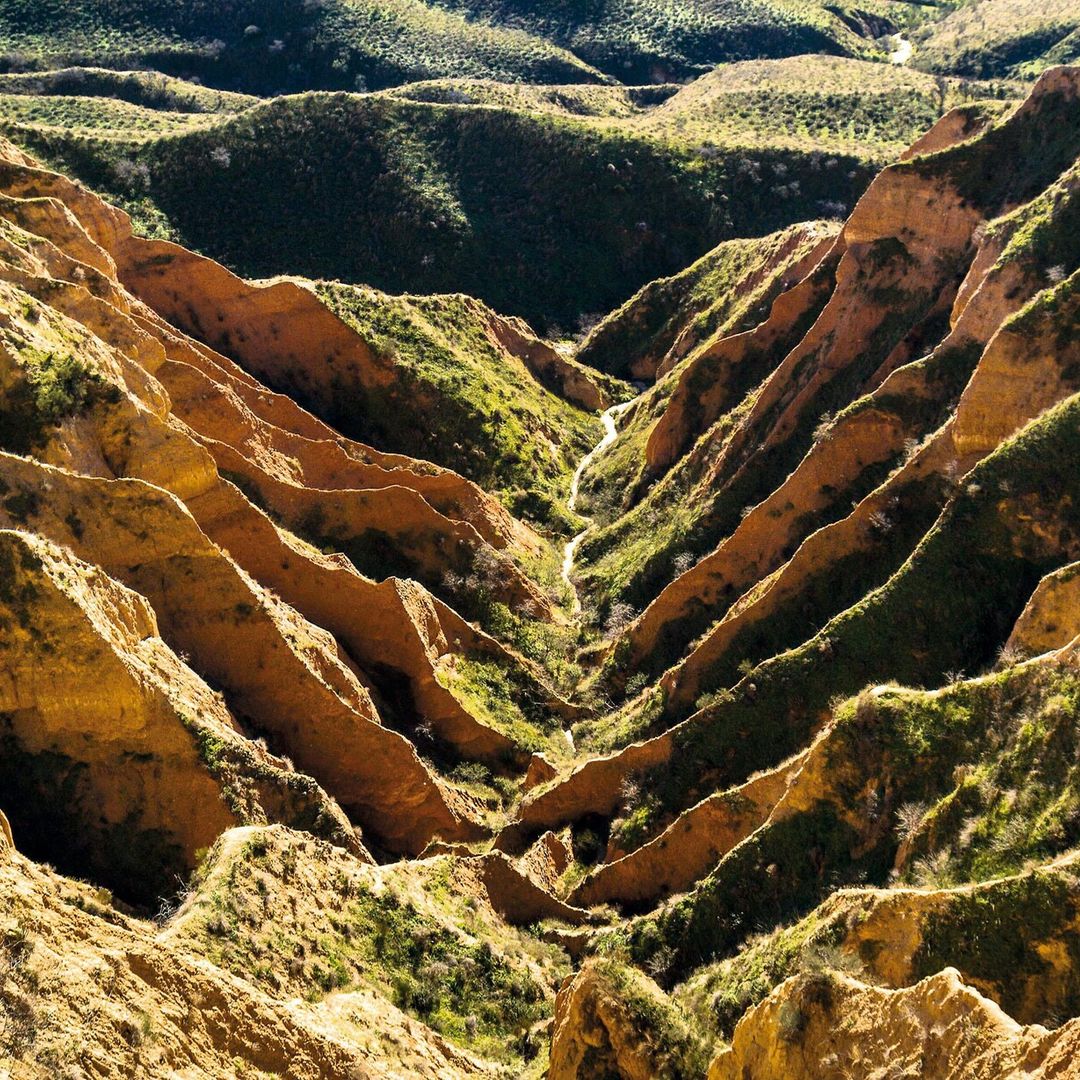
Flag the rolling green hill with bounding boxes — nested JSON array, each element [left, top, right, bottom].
[[0, 66, 258, 111], [1, 54, 1020, 327], [9, 88, 876, 327], [635, 54, 1020, 154]]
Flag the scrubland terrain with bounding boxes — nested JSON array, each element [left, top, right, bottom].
[[1, 3, 1080, 1078]]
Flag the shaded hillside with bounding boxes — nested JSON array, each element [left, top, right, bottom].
[[428, 0, 917, 82], [0, 0, 935, 92], [0, 56, 1020, 327]]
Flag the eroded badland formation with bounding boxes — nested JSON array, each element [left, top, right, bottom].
[[1, 2, 1080, 1076]]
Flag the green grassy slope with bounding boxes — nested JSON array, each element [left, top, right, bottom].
[[0, 52, 1023, 328], [312, 285, 602, 532], [635, 54, 1020, 155], [0, 66, 258, 112], [0, 94, 226, 137], [427, 0, 922, 83], [636, 651, 1080, 980], [0, 0, 600, 93], [912, 0, 1080, 78]]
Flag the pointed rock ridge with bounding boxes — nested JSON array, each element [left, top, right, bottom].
[[649, 252, 1080, 723], [577, 101, 1014, 659], [642, 237, 839, 473], [549, 959, 707, 1080], [519, 829, 572, 893], [0, 269, 530, 779], [468, 294, 611, 411], [898, 101, 1004, 162], [0, 265, 532, 791], [708, 969, 1080, 1080], [133, 298, 536, 552], [952, 268, 1080, 461], [1008, 562, 1080, 656], [0, 137, 547, 556], [501, 730, 674, 850], [185, 480, 537, 770], [579, 221, 838, 384], [523, 752, 559, 791], [626, 396, 909, 690], [0, 136, 568, 784], [0, 529, 352, 905], [474, 851, 590, 926], [0, 808, 12, 852], [0, 188, 117, 279]]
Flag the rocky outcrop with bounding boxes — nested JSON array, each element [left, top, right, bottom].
[[571, 751, 805, 909], [1008, 562, 1080, 655], [708, 970, 1080, 1080], [519, 829, 572, 893], [512, 732, 674, 840], [0, 454, 481, 855], [0, 840, 503, 1078], [475, 851, 590, 926]]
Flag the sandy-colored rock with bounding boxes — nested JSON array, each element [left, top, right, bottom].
[[708, 969, 1080, 1080], [476, 851, 590, 926], [549, 960, 702, 1080], [0, 844, 500, 1078], [519, 830, 573, 893], [0, 529, 351, 902], [514, 732, 673, 838], [478, 299, 610, 411], [0, 453, 475, 855], [952, 269, 1080, 461]]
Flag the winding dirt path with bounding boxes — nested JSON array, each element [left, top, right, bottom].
[[561, 401, 634, 616]]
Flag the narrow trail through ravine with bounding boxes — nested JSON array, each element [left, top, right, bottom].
[[561, 400, 635, 618]]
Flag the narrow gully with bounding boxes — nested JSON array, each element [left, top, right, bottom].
[[561, 399, 635, 618]]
